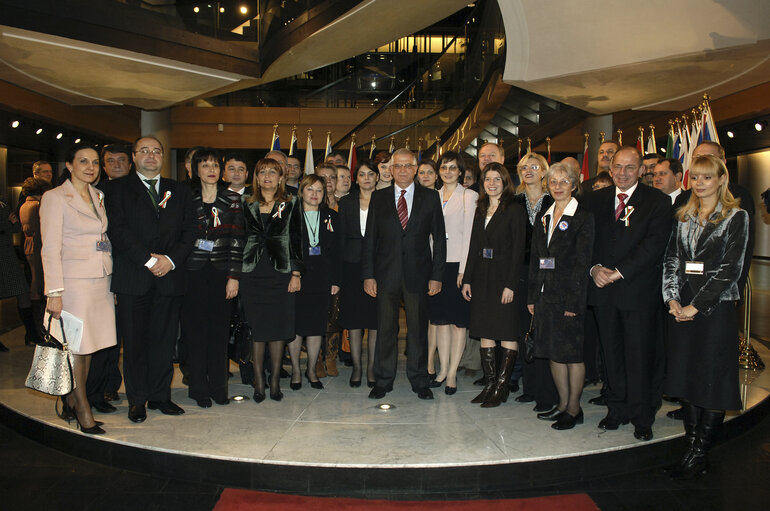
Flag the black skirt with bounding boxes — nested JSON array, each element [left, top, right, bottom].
[[240, 256, 295, 342], [428, 262, 470, 328], [339, 261, 377, 330], [665, 300, 741, 410], [532, 300, 584, 364]]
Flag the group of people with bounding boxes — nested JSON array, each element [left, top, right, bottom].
[[2, 134, 754, 480]]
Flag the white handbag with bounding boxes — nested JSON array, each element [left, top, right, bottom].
[[25, 316, 76, 396]]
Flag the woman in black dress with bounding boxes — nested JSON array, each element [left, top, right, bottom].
[[287, 175, 340, 390], [527, 162, 594, 430], [461, 162, 526, 407], [240, 158, 304, 402], [337, 161, 380, 387], [663, 154, 749, 479], [181, 148, 245, 408]]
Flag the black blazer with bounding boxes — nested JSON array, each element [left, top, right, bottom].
[[361, 184, 446, 293], [585, 183, 672, 310], [337, 190, 366, 264], [242, 195, 304, 275], [462, 198, 526, 301], [105, 172, 197, 297], [298, 205, 341, 293], [186, 186, 245, 278], [527, 203, 594, 313]]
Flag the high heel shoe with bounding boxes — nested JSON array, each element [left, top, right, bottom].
[[429, 376, 445, 388], [445, 386, 457, 395], [76, 417, 105, 435], [349, 377, 361, 388], [270, 390, 284, 401], [290, 379, 302, 391], [305, 371, 324, 389], [367, 380, 376, 388], [58, 396, 76, 423], [253, 389, 265, 403]]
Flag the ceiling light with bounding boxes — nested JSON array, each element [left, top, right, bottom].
[[726, 130, 734, 139], [755, 122, 764, 132], [74, 138, 81, 143], [193, 6, 199, 13], [219, 6, 225, 13], [56, 132, 63, 140], [240, 6, 247, 14], [371, 81, 376, 88], [35, 128, 43, 135], [10, 120, 19, 128]]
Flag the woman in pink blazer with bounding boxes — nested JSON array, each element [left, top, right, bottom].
[[40, 144, 117, 435]]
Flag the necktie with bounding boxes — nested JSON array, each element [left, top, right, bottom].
[[615, 192, 628, 221], [397, 189, 408, 230], [146, 179, 159, 210]]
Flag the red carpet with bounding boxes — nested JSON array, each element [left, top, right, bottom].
[[213, 489, 599, 511]]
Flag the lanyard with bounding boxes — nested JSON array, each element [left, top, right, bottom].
[[304, 210, 320, 247]]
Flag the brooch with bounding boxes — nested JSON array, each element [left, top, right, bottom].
[[158, 191, 172, 209], [325, 217, 334, 232], [272, 202, 286, 219], [620, 206, 634, 227], [558, 220, 569, 231]]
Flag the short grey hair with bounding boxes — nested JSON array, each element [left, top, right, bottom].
[[545, 162, 579, 192], [391, 147, 417, 164]]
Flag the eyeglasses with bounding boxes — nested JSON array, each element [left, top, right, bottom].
[[439, 164, 459, 171], [392, 163, 415, 170], [611, 164, 639, 173], [518, 165, 541, 171], [135, 148, 162, 156], [548, 178, 572, 188]]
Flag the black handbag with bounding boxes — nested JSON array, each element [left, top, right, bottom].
[[25, 316, 75, 396], [522, 314, 535, 364]]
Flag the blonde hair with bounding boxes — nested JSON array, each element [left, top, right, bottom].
[[515, 152, 548, 194], [676, 154, 740, 224]]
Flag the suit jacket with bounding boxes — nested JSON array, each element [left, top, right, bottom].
[[40, 180, 112, 293], [585, 183, 672, 310], [662, 205, 748, 316], [105, 172, 197, 297], [527, 202, 594, 313], [337, 191, 366, 264], [242, 195, 304, 274], [299, 205, 341, 292], [361, 184, 446, 293], [462, 198, 526, 301]]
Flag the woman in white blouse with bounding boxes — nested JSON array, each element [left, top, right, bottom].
[[427, 152, 478, 394]]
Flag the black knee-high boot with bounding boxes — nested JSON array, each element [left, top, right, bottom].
[[667, 400, 701, 475], [471, 348, 496, 403], [672, 407, 724, 479], [481, 348, 518, 408]]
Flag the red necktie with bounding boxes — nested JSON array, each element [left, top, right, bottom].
[[397, 189, 408, 230], [615, 193, 628, 221]]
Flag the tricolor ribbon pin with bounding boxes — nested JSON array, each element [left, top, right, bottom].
[[272, 202, 286, 219], [325, 217, 334, 232], [620, 206, 634, 227], [158, 191, 172, 209], [211, 207, 221, 227]]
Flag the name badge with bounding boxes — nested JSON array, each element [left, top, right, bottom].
[[539, 258, 555, 270], [196, 239, 215, 252], [309, 246, 321, 256], [685, 261, 704, 275], [96, 240, 112, 252], [482, 248, 493, 259]]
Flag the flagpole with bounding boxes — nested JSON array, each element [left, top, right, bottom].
[[271, 123, 279, 150], [600, 131, 605, 143], [434, 136, 441, 161], [546, 137, 551, 164], [289, 125, 297, 156], [517, 138, 522, 162], [405, 137, 410, 151], [648, 124, 657, 153], [616, 129, 622, 146], [389, 137, 395, 154], [638, 126, 644, 153], [369, 136, 376, 159], [526, 137, 531, 154], [580, 132, 590, 183], [304, 129, 314, 176]]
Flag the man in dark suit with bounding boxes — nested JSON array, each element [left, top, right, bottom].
[[362, 148, 446, 400], [586, 146, 672, 441], [105, 136, 197, 423]]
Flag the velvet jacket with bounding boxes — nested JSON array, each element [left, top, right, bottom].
[[186, 184, 245, 279], [242, 195, 304, 275], [662, 205, 748, 316]]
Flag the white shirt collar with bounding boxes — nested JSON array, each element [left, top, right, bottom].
[[394, 182, 415, 196], [229, 186, 246, 195], [544, 197, 579, 218], [615, 181, 638, 200]]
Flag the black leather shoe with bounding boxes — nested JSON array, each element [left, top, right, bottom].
[[634, 425, 653, 441], [305, 371, 323, 389], [92, 401, 117, 414], [253, 390, 265, 403], [537, 406, 564, 421], [667, 407, 684, 420], [290, 381, 302, 391], [349, 377, 361, 388], [128, 405, 146, 423], [598, 412, 629, 430], [196, 398, 212, 408], [270, 391, 283, 401], [104, 391, 120, 402], [588, 394, 607, 406], [148, 400, 185, 415], [445, 386, 457, 395], [429, 377, 444, 388], [552, 409, 584, 430], [533, 402, 554, 412], [417, 388, 434, 400], [515, 393, 535, 403], [369, 386, 387, 399]]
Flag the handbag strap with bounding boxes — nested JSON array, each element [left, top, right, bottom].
[[46, 315, 69, 347]]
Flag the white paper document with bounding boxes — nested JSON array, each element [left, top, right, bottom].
[[43, 311, 84, 353]]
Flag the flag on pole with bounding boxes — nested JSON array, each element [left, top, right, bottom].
[[616, 129, 623, 147], [347, 135, 357, 177], [389, 137, 395, 153], [288, 126, 297, 156], [417, 138, 423, 161], [580, 133, 590, 183], [434, 136, 441, 161], [369, 136, 376, 159], [702, 101, 719, 145], [665, 121, 675, 157], [526, 137, 532, 154], [546, 137, 552, 164], [647, 125, 657, 154], [636, 127, 644, 155], [270, 124, 280, 151], [405, 137, 410, 151], [324, 132, 332, 158], [517, 139, 522, 161], [304, 129, 314, 176], [678, 123, 688, 166]]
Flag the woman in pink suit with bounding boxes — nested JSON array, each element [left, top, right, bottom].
[[40, 144, 117, 435]]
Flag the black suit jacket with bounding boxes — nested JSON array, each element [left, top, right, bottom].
[[585, 183, 672, 310], [527, 204, 595, 313], [105, 172, 197, 297], [337, 191, 365, 264], [361, 184, 446, 293], [298, 205, 340, 293]]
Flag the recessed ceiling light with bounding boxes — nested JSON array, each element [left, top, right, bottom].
[[36, 128, 43, 135], [755, 122, 764, 132], [56, 132, 63, 140], [240, 6, 247, 14], [74, 138, 81, 143], [726, 130, 735, 139], [10, 120, 19, 128], [193, 6, 199, 13], [219, 6, 225, 12]]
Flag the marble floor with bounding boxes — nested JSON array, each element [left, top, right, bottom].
[[1, 324, 768, 471]]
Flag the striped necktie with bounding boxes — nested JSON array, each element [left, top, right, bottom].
[[397, 189, 408, 230]]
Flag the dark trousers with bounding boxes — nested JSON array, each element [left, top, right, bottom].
[[181, 264, 230, 402], [118, 290, 180, 406], [374, 280, 430, 391], [86, 306, 123, 404], [594, 305, 658, 427], [522, 357, 558, 407], [583, 306, 602, 382]]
